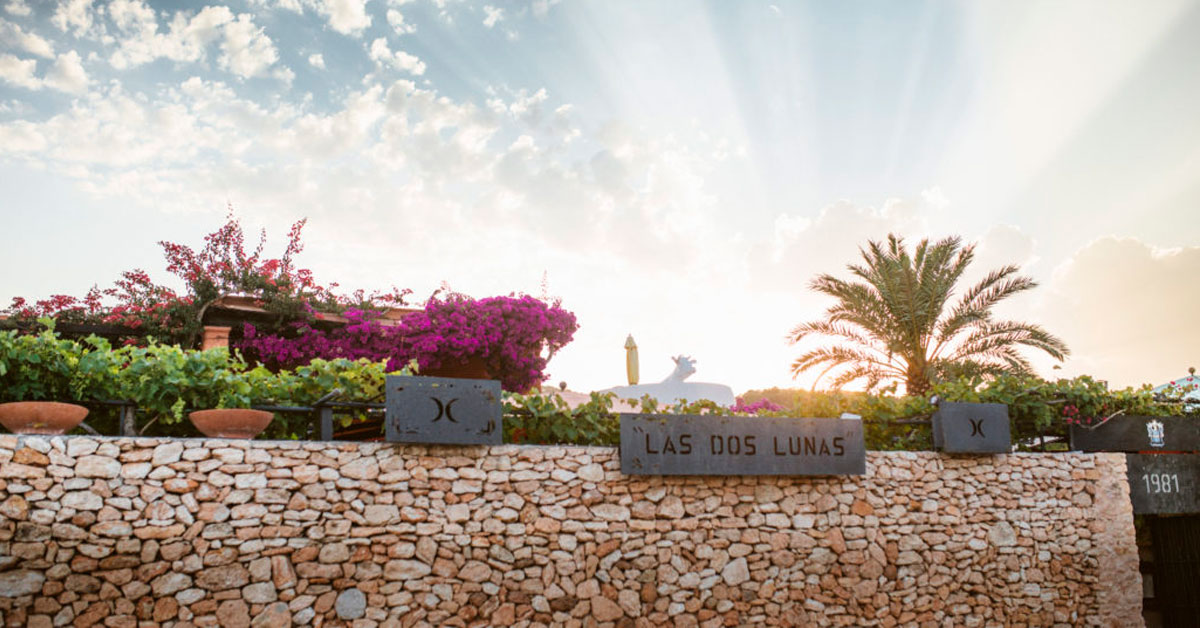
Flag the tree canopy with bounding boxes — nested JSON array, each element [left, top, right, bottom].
[[790, 234, 1069, 395]]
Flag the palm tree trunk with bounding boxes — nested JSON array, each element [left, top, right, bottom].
[[905, 366, 930, 397]]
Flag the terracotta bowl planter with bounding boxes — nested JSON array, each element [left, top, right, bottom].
[[0, 402, 89, 435], [189, 409, 274, 439]]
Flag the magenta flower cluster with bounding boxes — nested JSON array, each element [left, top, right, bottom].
[[237, 295, 578, 392], [241, 308, 408, 370], [730, 396, 785, 415], [400, 295, 577, 392]]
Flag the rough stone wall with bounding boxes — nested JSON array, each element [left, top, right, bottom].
[[0, 436, 1141, 627], [1091, 453, 1143, 627]]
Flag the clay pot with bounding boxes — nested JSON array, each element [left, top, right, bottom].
[[0, 402, 89, 435], [422, 355, 491, 380], [189, 409, 274, 439]]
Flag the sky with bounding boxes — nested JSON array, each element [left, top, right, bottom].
[[1, 0, 1198, 396]]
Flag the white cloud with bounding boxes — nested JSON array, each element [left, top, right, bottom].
[[108, 0, 155, 32], [4, 0, 30, 16], [107, 5, 280, 80], [482, 5, 502, 28], [920, 185, 949, 210], [530, 0, 559, 18], [308, 53, 325, 69], [0, 50, 90, 94], [317, 0, 371, 36], [51, 0, 96, 36], [251, 0, 303, 11], [368, 37, 425, 75], [1038, 237, 1200, 388], [219, 13, 279, 78], [43, 50, 89, 94], [766, 197, 934, 284], [0, 119, 45, 151], [386, 8, 415, 34], [0, 53, 40, 90], [249, 0, 374, 36], [0, 18, 55, 58]]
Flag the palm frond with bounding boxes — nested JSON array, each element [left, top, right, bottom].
[[950, 321, 1069, 362]]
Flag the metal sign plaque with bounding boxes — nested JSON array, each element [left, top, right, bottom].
[[619, 414, 865, 476], [932, 402, 1011, 453], [1126, 454, 1200, 514], [385, 375, 502, 445], [1070, 416, 1200, 453]]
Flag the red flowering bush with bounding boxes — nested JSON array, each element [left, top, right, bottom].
[[398, 294, 578, 392], [730, 396, 785, 415], [239, 309, 409, 372], [238, 295, 579, 392], [4, 207, 410, 345]]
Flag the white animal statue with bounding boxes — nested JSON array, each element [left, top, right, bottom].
[[602, 355, 735, 407], [664, 355, 697, 382]]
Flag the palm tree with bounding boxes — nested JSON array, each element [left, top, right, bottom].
[[790, 234, 1068, 395]]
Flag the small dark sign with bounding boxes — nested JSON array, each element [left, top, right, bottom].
[[619, 414, 865, 476], [1070, 416, 1200, 453], [1126, 454, 1200, 514], [385, 375, 502, 445], [932, 402, 1011, 453]]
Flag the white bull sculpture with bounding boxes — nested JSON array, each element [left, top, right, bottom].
[[603, 355, 735, 407]]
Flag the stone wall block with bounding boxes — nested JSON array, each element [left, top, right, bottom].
[[0, 438, 1143, 626]]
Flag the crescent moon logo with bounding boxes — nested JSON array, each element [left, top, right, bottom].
[[431, 397, 445, 422], [969, 418, 984, 438]]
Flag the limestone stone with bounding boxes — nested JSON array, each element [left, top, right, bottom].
[[0, 570, 44, 597], [341, 458, 379, 481], [121, 462, 152, 479], [67, 439, 100, 458], [618, 589, 642, 617], [988, 521, 1017, 547], [234, 473, 267, 489], [271, 555, 297, 590], [755, 485, 783, 503], [63, 490, 103, 510], [722, 558, 749, 586], [385, 560, 432, 580], [577, 463, 605, 482], [13, 447, 49, 466], [151, 573, 192, 596], [197, 564, 250, 591], [0, 494, 29, 520], [656, 496, 685, 519], [592, 503, 630, 521], [92, 520, 133, 537], [153, 596, 179, 622], [592, 595, 624, 622], [364, 504, 399, 525], [77, 455, 120, 478], [217, 600, 250, 628], [319, 543, 351, 563], [459, 561, 492, 583], [152, 442, 184, 466], [446, 503, 471, 523], [336, 588, 367, 620], [243, 582, 278, 604]]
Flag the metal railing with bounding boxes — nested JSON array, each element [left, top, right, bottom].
[[55, 389, 387, 441]]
